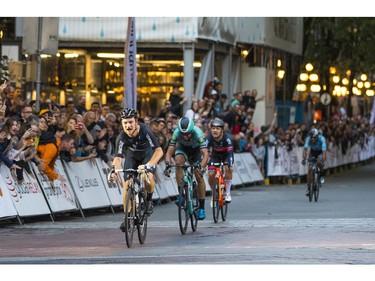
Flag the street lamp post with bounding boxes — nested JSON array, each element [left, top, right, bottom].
[[296, 62, 322, 124]]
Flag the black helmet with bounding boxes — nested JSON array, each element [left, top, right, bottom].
[[178, 117, 194, 134], [309, 128, 319, 138], [211, 118, 224, 128], [120, 108, 137, 119]]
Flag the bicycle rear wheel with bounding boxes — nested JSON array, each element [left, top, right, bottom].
[[190, 182, 198, 232], [124, 187, 135, 248], [212, 181, 220, 223], [137, 189, 148, 244], [178, 184, 189, 234]]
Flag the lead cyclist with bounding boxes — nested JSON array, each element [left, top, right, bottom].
[[109, 108, 163, 232]]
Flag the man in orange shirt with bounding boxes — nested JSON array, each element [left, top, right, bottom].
[[37, 116, 75, 183]]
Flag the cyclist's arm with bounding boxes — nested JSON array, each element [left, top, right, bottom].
[[164, 145, 176, 164], [112, 156, 122, 170], [165, 129, 179, 164], [321, 150, 327, 161], [200, 147, 209, 169], [147, 147, 164, 167]]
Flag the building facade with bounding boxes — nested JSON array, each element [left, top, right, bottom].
[[2, 17, 303, 127]]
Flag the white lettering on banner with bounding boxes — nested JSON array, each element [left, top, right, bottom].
[[101, 166, 122, 194]]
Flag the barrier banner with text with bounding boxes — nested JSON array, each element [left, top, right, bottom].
[[0, 165, 51, 217], [62, 160, 111, 209], [31, 162, 78, 213]]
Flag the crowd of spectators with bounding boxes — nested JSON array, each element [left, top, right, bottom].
[[0, 78, 374, 186]]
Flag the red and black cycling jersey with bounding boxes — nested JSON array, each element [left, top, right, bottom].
[[205, 132, 234, 166], [115, 123, 160, 157]]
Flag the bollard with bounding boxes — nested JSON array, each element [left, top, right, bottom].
[[264, 177, 270, 186], [296, 177, 301, 184], [287, 177, 293, 185]]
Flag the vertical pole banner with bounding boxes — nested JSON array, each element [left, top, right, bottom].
[[124, 17, 137, 110]]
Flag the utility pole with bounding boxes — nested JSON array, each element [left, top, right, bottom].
[[35, 17, 42, 113]]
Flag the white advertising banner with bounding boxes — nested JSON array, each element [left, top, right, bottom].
[[239, 153, 264, 182], [232, 157, 245, 186], [156, 161, 178, 198], [30, 161, 78, 213], [95, 159, 123, 207], [0, 174, 18, 219], [62, 160, 111, 209], [0, 165, 50, 217]]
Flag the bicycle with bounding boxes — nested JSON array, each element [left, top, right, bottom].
[[108, 167, 150, 248], [165, 162, 200, 235], [211, 162, 228, 223], [305, 157, 321, 202]]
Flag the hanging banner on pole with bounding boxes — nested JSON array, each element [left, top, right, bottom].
[[124, 17, 137, 110]]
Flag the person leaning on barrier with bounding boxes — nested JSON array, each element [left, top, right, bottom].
[[108, 108, 163, 233]]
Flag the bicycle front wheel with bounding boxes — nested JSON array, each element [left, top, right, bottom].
[[212, 181, 220, 223], [309, 170, 314, 202], [178, 184, 189, 235], [314, 173, 320, 202], [137, 189, 148, 244], [124, 186, 135, 248], [190, 182, 198, 232]]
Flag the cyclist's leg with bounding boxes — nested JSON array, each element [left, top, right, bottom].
[[224, 161, 233, 202], [191, 149, 206, 220], [316, 154, 325, 184], [141, 150, 158, 214], [174, 149, 187, 204], [174, 153, 186, 186], [207, 157, 218, 191]]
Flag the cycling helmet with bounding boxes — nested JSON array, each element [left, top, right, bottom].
[[211, 118, 224, 128], [309, 128, 319, 138], [120, 108, 137, 119], [178, 117, 194, 134]]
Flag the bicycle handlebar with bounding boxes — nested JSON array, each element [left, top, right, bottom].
[[108, 168, 150, 184]]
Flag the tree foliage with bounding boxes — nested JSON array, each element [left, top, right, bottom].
[[303, 17, 375, 79]]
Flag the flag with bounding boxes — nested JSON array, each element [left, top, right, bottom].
[[124, 17, 137, 110]]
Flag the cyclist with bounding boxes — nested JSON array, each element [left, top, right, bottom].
[[164, 116, 209, 220], [302, 128, 327, 196], [205, 118, 234, 202], [109, 108, 163, 232]]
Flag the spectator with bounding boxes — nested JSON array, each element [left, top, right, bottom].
[[65, 100, 77, 117], [0, 116, 25, 183], [253, 136, 265, 176], [168, 85, 186, 117], [75, 96, 87, 115], [36, 116, 66, 182], [158, 100, 173, 119], [90, 101, 102, 122], [184, 101, 200, 121]]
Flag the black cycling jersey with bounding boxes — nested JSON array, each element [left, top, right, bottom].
[[205, 132, 234, 167], [114, 123, 160, 178], [115, 123, 160, 156]]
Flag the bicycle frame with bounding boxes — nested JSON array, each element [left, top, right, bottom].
[[167, 163, 199, 234], [211, 162, 228, 222], [115, 168, 150, 247]]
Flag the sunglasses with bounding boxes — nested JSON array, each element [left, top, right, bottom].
[[182, 132, 192, 137]]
